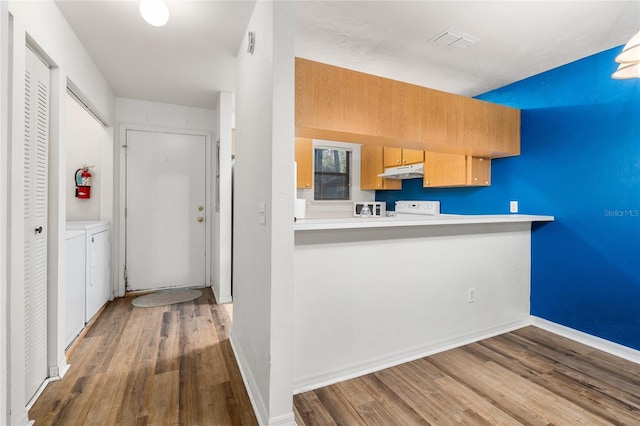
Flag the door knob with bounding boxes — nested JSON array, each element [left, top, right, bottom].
[[35, 226, 43, 234], [198, 206, 204, 211], [197, 217, 204, 222]]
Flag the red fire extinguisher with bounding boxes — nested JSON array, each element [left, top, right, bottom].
[[75, 165, 93, 199]]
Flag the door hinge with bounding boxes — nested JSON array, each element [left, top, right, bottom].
[[124, 207, 127, 218]]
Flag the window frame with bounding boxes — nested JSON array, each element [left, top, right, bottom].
[[312, 145, 352, 202]]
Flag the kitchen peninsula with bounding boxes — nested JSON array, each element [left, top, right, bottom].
[[293, 213, 553, 393]]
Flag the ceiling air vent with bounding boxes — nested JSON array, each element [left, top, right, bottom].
[[430, 29, 477, 50]]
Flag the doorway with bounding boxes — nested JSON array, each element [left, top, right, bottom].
[[124, 129, 209, 292]]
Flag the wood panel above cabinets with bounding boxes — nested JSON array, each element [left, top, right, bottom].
[[295, 57, 520, 158], [423, 152, 490, 188], [295, 137, 313, 189]]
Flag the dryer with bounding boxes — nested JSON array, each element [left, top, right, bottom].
[[66, 221, 111, 323]]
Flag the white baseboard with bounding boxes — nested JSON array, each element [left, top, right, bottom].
[[58, 361, 71, 379], [25, 377, 51, 411], [229, 332, 269, 426], [293, 318, 530, 394], [267, 412, 296, 426], [211, 285, 232, 304], [11, 410, 31, 426], [229, 333, 296, 426], [48, 359, 70, 379], [530, 316, 640, 364]]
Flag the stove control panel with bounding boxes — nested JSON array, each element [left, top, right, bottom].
[[395, 200, 441, 216]]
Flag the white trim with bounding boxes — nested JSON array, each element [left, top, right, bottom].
[[0, 2, 10, 424], [293, 318, 530, 394], [9, 16, 30, 424], [117, 124, 213, 296], [25, 380, 48, 412], [212, 285, 232, 304], [24, 373, 63, 413], [531, 316, 640, 364], [48, 357, 70, 380], [267, 412, 296, 426], [293, 316, 640, 395], [66, 80, 109, 127], [229, 333, 268, 426]]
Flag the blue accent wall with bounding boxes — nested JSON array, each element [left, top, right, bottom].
[[377, 47, 640, 350]]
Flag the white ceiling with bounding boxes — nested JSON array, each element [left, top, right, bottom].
[[55, 1, 640, 110], [55, 0, 257, 109]]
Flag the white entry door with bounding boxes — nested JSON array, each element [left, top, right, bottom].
[[24, 46, 50, 402], [125, 130, 207, 291]]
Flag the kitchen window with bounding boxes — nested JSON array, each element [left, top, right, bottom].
[[314, 147, 351, 200]]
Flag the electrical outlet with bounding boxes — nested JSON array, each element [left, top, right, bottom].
[[468, 288, 475, 303], [510, 200, 518, 213]]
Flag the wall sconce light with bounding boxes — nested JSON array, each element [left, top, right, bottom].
[[140, 0, 170, 27], [612, 29, 640, 79]]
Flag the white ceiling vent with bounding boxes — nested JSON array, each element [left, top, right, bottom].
[[431, 30, 477, 50]]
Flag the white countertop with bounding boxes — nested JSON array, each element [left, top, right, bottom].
[[294, 214, 555, 231], [66, 220, 110, 231]]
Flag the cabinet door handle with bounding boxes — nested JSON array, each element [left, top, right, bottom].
[[35, 226, 43, 234]]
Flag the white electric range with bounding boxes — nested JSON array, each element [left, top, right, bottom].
[[394, 200, 441, 217]]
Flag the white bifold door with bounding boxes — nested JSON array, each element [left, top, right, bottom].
[[125, 130, 207, 291], [24, 46, 50, 402]]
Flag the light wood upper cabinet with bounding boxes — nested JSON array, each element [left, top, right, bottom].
[[295, 58, 520, 158], [401, 148, 424, 165], [295, 137, 313, 189], [383, 147, 402, 167], [423, 152, 490, 188], [383, 147, 424, 167], [360, 145, 401, 190], [468, 157, 491, 186]]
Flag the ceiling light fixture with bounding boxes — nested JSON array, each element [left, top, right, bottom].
[[139, 0, 169, 27], [612, 29, 640, 79]]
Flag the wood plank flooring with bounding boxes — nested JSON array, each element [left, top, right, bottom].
[[294, 327, 640, 426], [30, 292, 640, 426], [29, 289, 258, 425]]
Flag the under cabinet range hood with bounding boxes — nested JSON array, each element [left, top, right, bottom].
[[377, 163, 424, 179]]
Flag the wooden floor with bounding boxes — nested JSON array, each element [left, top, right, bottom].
[[30, 293, 640, 426], [29, 290, 258, 425], [294, 327, 640, 426]]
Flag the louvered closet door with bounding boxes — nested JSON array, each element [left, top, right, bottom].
[[24, 46, 50, 403]]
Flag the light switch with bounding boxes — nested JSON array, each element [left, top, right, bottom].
[[258, 202, 266, 225]]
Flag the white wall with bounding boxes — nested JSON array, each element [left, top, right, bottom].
[[231, 1, 295, 424], [212, 92, 233, 303], [65, 93, 112, 221], [293, 222, 532, 392], [8, 2, 115, 126], [296, 139, 374, 219], [5, 2, 116, 424], [115, 98, 216, 296], [116, 98, 216, 130]]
